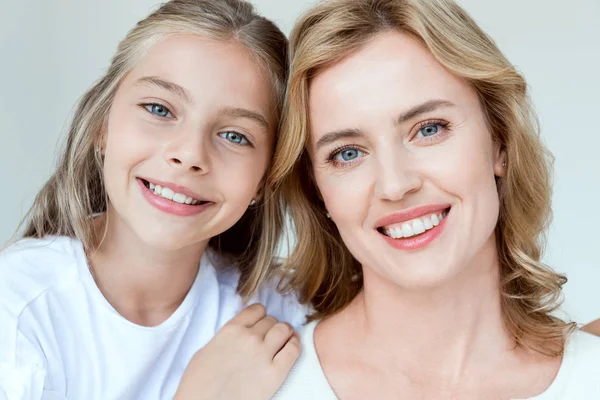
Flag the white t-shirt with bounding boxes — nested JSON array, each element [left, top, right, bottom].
[[0, 236, 309, 400], [274, 321, 600, 399]]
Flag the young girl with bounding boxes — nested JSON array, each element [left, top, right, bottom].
[[272, 0, 600, 398], [0, 1, 307, 399]]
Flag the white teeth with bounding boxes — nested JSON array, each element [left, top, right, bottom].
[[424, 217, 434, 230], [148, 182, 200, 205], [412, 219, 426, 235], [382, 209, 449, 239], [385, 227, 403, 239], [172, 193, 187, 204], [401, 223, 415, 237], [161, 187, 175, 201], [393, 227, 403, 239]]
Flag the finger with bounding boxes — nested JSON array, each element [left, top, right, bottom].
[[250, 315, 278, 339], [264, 322, 295, 356], [272, 334, 301, 375], [228, 303, 267, 327]]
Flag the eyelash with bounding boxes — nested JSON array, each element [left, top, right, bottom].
[[139, 103, 254, 147], [325, 120, 451, 168], [218, 131, 254, 148], [140, 102, 175, 119], [413, 119, 451, 143], [326, 144, 366, 168]]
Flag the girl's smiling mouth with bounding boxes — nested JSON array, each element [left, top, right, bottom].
[[137, 178, 214, 216]]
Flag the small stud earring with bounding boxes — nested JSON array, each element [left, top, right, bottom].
[[502, 161, 507, 167], [326, 212, 331, 219], [250, 199, 256, 206]]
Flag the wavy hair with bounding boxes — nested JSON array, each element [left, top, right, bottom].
[[272, 0, 575, 357]]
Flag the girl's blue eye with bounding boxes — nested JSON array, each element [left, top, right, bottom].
[[144, 104, 173, 118], [220, 131, 249, 145], [416, 124, 441, 138], [334, 148, 364, 163]]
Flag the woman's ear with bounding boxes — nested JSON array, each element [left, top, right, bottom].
[[493, 145, 507, 178]]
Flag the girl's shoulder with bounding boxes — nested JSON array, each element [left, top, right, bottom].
[[1, 235, 80, 265], [205, 251, 312, 329], [252, 274, 312, 329], [0, 235, 83, 316]]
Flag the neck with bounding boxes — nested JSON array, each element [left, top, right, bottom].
[[343, 239, 514, 382], [88, 209, 208, 326]]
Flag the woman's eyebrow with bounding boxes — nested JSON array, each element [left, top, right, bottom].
[[395, 99, 456, 125], [315, 128, 364, 151]]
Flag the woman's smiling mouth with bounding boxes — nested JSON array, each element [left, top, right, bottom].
[[380, 209, 449, 239], [375, 205, 451, 250]]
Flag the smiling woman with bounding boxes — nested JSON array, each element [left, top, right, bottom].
[[271, 0, 600, 398], [0, 1, 308, 399]]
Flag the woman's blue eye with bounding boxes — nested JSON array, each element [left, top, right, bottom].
[[220, 131, 249, 145], [416, 124, 440, 138], [144, 104, 172, 118], [334, 148, 363, 163]]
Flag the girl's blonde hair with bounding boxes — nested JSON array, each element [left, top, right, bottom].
[[17, 0, 289, 298], [272, 0, 575, 357]]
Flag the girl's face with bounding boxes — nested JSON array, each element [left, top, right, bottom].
[[102, 34, 276, 250], [308, 31, 506, 289]]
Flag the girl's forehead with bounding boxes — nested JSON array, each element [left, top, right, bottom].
[[119, 35, 276, 125]]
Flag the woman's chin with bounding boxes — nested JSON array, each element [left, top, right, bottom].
[[364, 259, 462, 292]]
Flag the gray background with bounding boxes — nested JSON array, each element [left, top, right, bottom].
[[1, 0, 598, 323]]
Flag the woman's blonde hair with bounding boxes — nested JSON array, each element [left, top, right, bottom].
[[16, 0, 289, 298], [272, 0, 575, 356]]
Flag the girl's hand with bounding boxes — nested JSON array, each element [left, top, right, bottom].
[[174, 303, 300, 400]]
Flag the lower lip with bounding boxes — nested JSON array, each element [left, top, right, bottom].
[[137, 178, 213, 217], [379, 210, 449, 251]]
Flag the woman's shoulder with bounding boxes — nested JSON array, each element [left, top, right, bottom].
[[273, 321, 338, 399], [551, 329, 600, 396], [565, 328, 600, 367], [0, 235, 83, 315]]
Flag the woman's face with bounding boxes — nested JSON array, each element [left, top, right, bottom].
[[102, 34, 275, 250], [308, 31, 506, 289]]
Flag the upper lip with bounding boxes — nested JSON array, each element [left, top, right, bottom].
[[374, 204, 451, 228], [138, 177, 211, 202]]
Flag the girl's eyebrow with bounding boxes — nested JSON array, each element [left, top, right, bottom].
[[133, 77, 270, 131], [134, 76, 192, 104], [217, 106, 270, 131]]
